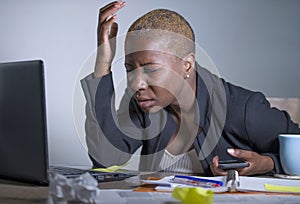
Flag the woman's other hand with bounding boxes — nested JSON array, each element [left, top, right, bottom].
[[210, 149, 274, 176], [210, 156, 228, 176], [94, 1, 126, 78]]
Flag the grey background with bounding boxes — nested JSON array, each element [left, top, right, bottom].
[[0, 0, 299, 167]]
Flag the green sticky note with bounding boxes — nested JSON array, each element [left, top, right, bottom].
[[265, 183, 300, 193], [172, 187, 214, 204], [92, 162, 128, 172]]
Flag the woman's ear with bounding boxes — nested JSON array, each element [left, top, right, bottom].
[[183, 52, 195, 73]]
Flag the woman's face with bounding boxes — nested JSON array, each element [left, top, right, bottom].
[[125, 49, 187, 113]]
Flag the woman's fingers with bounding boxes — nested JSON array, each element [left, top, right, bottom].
[[99, 1, 125, 25], [97, 16, 116, 46], [210, 156, 228, 176], [109, 21, 118, 38], [97, 1, 125, 46], [100, 1, 119, 13], [226, 148, 275, 175], [94, 1, 125, 77]]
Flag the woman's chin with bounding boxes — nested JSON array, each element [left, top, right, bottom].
[[141, 105, 163, 113]]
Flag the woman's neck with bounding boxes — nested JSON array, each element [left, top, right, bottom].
[[169, 69, 197, 116]]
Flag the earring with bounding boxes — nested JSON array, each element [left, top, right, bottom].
[[141, 83, 147, 89], [185, 74, 190, 79]]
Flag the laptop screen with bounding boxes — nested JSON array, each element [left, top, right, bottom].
[[0, 60, 49, 185]]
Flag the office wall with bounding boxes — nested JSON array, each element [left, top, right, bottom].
[[1, 0, 299, 167]]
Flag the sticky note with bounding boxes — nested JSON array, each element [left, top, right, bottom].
[[265, 183, 300, 193], [92, 163, 128, 172], [172, 187, 214, 204]]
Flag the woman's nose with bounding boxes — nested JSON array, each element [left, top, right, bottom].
[[128, 69, 148, 91]]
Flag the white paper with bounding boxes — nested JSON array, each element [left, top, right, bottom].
[[213, 194, 300, 204], [141, 175, 300, 193], [238, 176, 300, 192], [141, 175, 227, 192]]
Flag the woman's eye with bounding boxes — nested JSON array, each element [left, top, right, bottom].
[[125, 68, 133, 73], [143, 67, 160, 74], [125, 64, 134, 73]]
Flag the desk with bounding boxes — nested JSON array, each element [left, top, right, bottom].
[[0, 179, 49, 204], [0, 172, 172, 204], [1, 173, 300, 204]]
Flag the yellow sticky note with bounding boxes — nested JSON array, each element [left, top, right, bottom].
[[265, 183, 300, 193], [172, 187, 214, 204], [92, 163, 128, 172]]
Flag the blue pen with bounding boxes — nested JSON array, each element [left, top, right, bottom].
[[171, 175, 223, 188]]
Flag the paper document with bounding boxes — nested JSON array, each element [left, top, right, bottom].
[[141, 174, 300, 193], [141, 176, 227, 192]]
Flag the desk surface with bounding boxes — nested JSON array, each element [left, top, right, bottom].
[[0, 180, 49, 204], [1, 172, 300, 204], [0, 172, 172, 204]]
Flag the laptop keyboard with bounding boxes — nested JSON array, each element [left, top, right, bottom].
[[49, 166, 136, 182]]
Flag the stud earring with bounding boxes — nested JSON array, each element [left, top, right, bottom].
[[185, 74, 190, 79]]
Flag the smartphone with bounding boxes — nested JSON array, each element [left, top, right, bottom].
[[218, 159, 249, 170]]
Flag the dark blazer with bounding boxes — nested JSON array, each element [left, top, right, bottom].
[[92, 64, 300, 176]]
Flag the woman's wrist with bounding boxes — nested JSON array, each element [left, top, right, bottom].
[[260, 155, 275, 173], [94, 63, 111, 78]]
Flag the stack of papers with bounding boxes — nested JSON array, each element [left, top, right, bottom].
[[141, 175, 300, 193]]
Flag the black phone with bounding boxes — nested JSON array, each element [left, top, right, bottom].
[[218, 159, 249, 170]]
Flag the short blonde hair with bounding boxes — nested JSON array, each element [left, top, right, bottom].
[[125, 9, 195, 58]]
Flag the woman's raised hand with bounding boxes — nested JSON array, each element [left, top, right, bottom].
[[94, 1, 126, 78]]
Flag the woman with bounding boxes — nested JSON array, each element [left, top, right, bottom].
[[81, 1, 300, 176]]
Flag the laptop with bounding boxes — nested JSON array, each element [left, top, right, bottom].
[[0, 60, 135, 185]]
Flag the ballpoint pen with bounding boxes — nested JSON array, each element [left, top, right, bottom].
[[171, 175, 223, 188]]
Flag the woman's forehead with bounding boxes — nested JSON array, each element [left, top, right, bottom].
[[124, 31, 193, 59], [125, 37, 172, 54], [125, 50, 178, 64]]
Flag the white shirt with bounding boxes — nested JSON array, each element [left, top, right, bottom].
[[159, 149, 204, 173]]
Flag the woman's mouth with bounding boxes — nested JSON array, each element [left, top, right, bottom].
[[137, 98, 154, 109]]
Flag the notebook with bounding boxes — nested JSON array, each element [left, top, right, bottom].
[[0, 60, 135, 185], [141, 170, 300, 194]]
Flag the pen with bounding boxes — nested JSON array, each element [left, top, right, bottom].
[[171, 175, 223, 188]]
